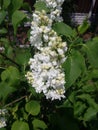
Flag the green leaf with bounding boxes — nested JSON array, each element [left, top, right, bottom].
[[32, 119, 47, 130], [12, 0, 23, 12], [78, 20, 90, 34], [25, 100, 40, 116], [84, 37, 98, 68], [63, 50, 86, 88], [53, 22, 76, 37], [11, 120, 29, 130], [50, 109, 79, 130], [58, 99, 72, 108], [0, 38, 9, 46], [22, 2, 32, 12], [12, 10, 26, 35], [0, 28, 7, 34], [0, 38, 14, 59], [83, 107, 98, 121], [0, 10, 6, 24], [82, 84, 96, 93], [0, 38, 10, 52], [34, 1, 50, 12], [74, 101, 86, 117], [5, 46, 14, 58], [29, 87, 38, 98], [0, 128, 6, 130], [15, 48, 31, 66], [3, 0, 11, 9], [77, 94, 98, 109], [0, 82, 16, 101], [1, 66, 20, 86], [68, 91, 77, 103], [91, 69, 98, 78]]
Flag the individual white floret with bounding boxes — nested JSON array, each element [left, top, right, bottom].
[[43, 34, 49, 42]]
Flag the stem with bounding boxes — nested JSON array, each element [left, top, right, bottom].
[[70, 43, 84, 49], [0, 66, 6, 70], [3, 95, 27, 108], [0, 52, 20, 67]]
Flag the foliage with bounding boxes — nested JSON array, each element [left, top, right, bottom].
[[0, 0, 98, 130]]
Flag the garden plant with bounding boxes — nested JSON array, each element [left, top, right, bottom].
[[0, 0, 98, 130]]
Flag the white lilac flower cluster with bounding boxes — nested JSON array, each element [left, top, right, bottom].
[[40, 0, 64, 21], [0, 47, 5, 52], [30, 10, 52, 49], [0, 109, 7, 128], [26, 0, 67, 100]]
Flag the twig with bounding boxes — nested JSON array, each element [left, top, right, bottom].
[[0, 52, 20, 67], [3, 95, 27, 108]]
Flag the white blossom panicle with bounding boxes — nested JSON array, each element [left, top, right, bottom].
[[0, 117, 6, 128], [30, 10, 52, 49], [30, 0, 65, 48], [0, 109, 8, 128], [40, 0, 64, 21], [26, 0, 67, 100], [0, 47, 5, 52], [40, 0, 64, 11], [0, 109, 7, 115]]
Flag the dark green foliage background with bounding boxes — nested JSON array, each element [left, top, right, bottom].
[[0, 0, 98, 130]]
